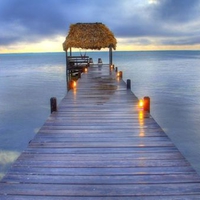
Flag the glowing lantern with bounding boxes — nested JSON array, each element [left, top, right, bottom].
[[117, 71, 122, 78], [68, 80, 77, 90], [139, 99, 144, 108], [73, 80, 77, 88], [110, 64, 114, 70]]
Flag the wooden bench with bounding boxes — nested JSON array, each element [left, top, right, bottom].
[[67, 56, 90, 78], [67, 56, 89, 70]]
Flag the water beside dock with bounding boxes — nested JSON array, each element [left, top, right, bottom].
[[1, 64, 200, 199]]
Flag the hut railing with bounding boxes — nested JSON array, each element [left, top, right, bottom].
[[67, 56, 89, 69]]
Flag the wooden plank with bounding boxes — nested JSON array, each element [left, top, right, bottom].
[[40, 126, 162, 131], [1, 195, 200, 200], [7, 166, 196, 176], [1, 183, 200, 196], [27, 141, 174, 148], [13, 160, 190, 168], [18, 152, 184, 161], [3, 174, 200, 184], [24, 147, 181, 154], [36, 127, 165, 135], [30, 137, 173, 143]]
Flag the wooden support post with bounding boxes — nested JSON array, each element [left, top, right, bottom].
[[115, 67, 118, 72], [66, 51, 68, 84], [109, 46, 113, 66], [78, 71, 81, 79], [127, 79, 131, 89], [50, 97, 57, 113], [98, 58, 102, 64], [89, 58, 93, 64], [144, 96, 150, 113], [69, 47, 72, 56]]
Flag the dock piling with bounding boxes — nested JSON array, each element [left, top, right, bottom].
[[127, 79, 131, 89], [50, 97, 57, 113], [98, 58, 102, 64], [144, 96, 150, 113], [89, 58, 93, 64], [78, 71, 81, 79]]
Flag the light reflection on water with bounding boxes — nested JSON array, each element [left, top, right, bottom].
[[0, 150, 20, 180]]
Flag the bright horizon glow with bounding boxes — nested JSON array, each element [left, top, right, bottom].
[[1, 36, 200, 54]]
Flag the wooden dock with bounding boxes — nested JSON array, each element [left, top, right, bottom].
[[1, 64, 200, 199]]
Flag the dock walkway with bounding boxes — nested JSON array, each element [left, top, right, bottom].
[[1, 64, 200, 199]]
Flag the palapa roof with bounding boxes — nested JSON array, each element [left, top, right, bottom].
[[63, 23, 117, 51]]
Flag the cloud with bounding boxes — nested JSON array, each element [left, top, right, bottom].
[[0, 0, 200, 51], [111, 0, 200, 48], [0, 0, 121, 45], [152, 0, 200, 23], [161, 36, 200, 46], [0, 0, 68, 44], [113, 0, 200, 37]]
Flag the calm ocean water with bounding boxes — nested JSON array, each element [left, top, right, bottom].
[[0, 51, 200, 179]]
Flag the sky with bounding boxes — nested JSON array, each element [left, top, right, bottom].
[[0, 0, 200, 53]]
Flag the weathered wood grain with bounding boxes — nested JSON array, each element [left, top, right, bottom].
[[4, 174, 200, 184], [7, 166, 196, 176], [1, 183, 200, 196]]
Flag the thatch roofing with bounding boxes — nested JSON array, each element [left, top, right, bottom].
[[63, 23, 117, 51]]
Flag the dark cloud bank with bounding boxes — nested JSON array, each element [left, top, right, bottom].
[[0, 0, 200, 48]]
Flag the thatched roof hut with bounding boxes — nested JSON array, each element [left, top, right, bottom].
[[63, 23, 117, 51]]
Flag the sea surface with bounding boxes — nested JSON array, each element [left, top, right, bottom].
[[0, 50, 200, 179]]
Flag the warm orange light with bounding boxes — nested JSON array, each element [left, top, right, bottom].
[[139, 99, 144, 108], [69, 80, 77, 89], [138, 110, 145, 137], [84, 68, 88, 72], [73, 81, 77, 88], [139, 130, 145, 137], [117, 71, 122, 77], [139, 110, 144, 120]]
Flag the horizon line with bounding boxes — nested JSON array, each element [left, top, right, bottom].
[[1, 49, 200, 55]]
